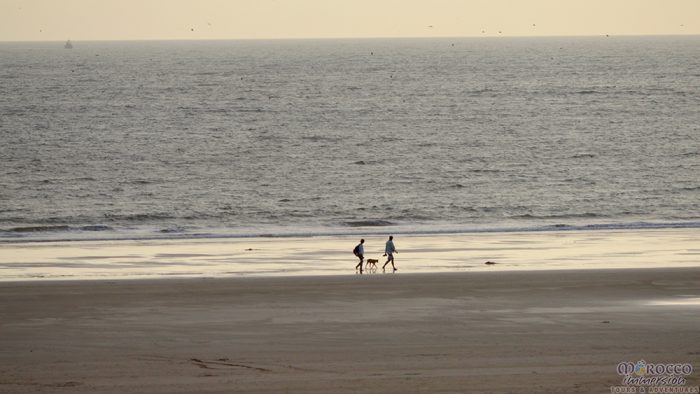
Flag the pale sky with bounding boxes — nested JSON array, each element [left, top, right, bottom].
[[1, 0, 697, 41]]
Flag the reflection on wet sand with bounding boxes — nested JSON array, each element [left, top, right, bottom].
[[0, 228, 699, 281]]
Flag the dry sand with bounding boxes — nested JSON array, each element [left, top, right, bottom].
[[1, 268, 699, 393]]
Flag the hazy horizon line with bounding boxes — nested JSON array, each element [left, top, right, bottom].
[[2, 33, 699, 44]]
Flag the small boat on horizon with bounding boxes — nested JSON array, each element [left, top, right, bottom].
[[64, 40, 73, 49]]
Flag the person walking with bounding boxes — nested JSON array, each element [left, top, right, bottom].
[[353, 239, 365, 272], [382, 235, 398, 271]]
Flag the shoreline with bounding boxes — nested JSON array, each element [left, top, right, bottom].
[[1, 268, 698, 393], [3, 220, 700, 245], [1, 227, 699, 282]]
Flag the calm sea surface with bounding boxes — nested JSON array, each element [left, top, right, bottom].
[[1, 36, 699, 242]]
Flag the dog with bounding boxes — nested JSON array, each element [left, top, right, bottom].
[[365, 259, 379, 269]]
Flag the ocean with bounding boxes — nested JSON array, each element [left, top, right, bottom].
[[1, 36, 699, 242]]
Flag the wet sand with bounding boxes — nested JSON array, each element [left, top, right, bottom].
[[1, 268, 699, 393], [2, 228, 700, 280]]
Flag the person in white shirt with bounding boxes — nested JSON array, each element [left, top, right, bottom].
[[382, 235, 398, 271]]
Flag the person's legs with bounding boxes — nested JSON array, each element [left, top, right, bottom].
[[355, 255, 364, 272], [382, 254, 393, 270]]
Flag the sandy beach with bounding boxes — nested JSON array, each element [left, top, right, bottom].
[[1, 267, 699, 393]]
